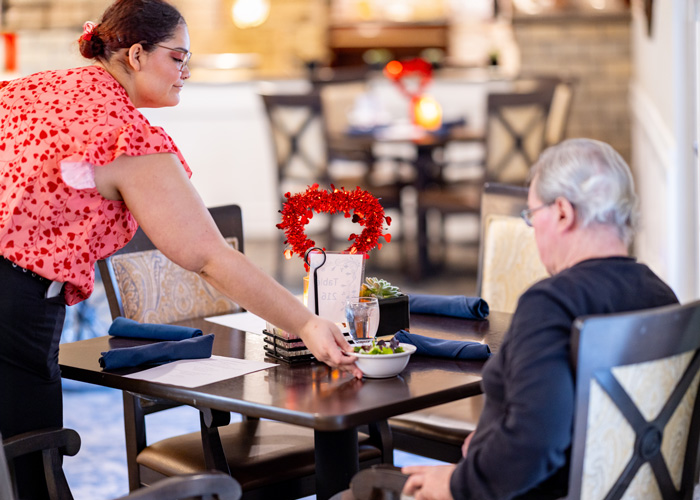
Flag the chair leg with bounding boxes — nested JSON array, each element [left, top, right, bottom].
[[367, 420, 393, 465], [123, 393, 147, 491], [198, 408, 232, 475]]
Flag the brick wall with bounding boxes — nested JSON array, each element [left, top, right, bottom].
[[512, 12, 632, 161]]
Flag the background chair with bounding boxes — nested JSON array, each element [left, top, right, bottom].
[[336, 300, 700, 500], [260, 92, 404, 278], [1, 428, 241, 500], [416, 76, 571, 267], [98, 204, 384, 499], [387, 183, 547, 463]]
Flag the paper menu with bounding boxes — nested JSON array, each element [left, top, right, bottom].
[[306, 251, 364, 323]]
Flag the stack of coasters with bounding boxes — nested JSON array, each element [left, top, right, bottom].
[[263, 322, 314, 364]]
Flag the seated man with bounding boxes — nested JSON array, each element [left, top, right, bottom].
[[402, 138, 679, 500]]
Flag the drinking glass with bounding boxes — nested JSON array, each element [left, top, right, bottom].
[[345, 297, 380, 343]]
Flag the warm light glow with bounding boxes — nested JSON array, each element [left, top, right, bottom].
[[232, 0, 270, 29], [413, 95, 442, 131], [302, 276, 309, 307], [384, 60, 403, 77]]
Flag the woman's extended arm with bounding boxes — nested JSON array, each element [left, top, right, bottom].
[[94, 152, 361, 377]]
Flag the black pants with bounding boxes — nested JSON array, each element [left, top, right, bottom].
[[0, 257, 66, 500]]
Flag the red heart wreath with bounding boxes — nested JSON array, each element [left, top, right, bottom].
[[383, 57, 433, 100], [277, 184, 392, 264]]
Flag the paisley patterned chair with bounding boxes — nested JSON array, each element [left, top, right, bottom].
[[388, 183, 548, 462], [98, 205, 383, 500], [335, 300, 700, 500]]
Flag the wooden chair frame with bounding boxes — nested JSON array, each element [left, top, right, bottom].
[[567, 300, 700, 499], [1, 428, 242, 500]]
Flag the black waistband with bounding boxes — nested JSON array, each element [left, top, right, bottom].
[[0, 255, 51, 283]]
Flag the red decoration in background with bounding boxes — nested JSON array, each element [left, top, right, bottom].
[[277, 184, 392, 267], [383, 58, 433, 100], [2, 33, 17, 73]]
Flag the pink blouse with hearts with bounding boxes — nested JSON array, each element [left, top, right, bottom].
[[0, 66, 191, 305]]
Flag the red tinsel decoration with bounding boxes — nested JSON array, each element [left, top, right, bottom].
[[383, 58, 433, 100], [276, 184, 392, 263]]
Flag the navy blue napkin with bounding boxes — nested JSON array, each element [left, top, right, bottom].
[[394, 331, 491, 360], [108, 317, 203, 341], [408, 294, 489, 319], [99, 334, 214, 370]]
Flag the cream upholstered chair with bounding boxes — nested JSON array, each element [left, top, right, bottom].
[[1, 428, 242, 500], [98, 205, 383, 500], [476, 183, 549, 313], [566, 300, 700, 500], [388, 183, 548, 462]]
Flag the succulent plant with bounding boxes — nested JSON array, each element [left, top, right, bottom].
[[360, 277, 402, 299]]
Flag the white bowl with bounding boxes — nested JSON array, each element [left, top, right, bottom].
[[347, 343, 417, 378]]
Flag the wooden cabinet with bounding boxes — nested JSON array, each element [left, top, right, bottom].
[[328, 21, 448, 67]]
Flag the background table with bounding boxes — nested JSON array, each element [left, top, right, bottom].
[[59, 310, 512, 499]]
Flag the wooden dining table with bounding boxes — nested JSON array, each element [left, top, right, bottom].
[[58, 310, 512, 499]]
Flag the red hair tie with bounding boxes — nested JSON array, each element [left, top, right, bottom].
[[79, 21, 97, 42]]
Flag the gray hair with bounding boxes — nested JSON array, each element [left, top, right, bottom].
[[529, 138, 639, 245]]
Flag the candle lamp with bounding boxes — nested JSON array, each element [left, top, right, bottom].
[[413, 95, 442, 131]]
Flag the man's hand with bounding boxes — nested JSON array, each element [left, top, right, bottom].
[[462, 431, 474, 457], [402, 464, 456, 500]]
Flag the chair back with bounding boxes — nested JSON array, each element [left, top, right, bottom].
[[1, 428, 81, 500], [98, 205, 244, 324], [476, 183, 548, 313], [484, 81, 556, 185], [260, 92, 330, 195], [567, 300, 700, 500], [544, 76, 575, 147]]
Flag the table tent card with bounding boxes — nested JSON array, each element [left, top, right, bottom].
[[306, 251, 364, 323]]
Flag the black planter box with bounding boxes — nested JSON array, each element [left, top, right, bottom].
[[377, 294, 410, 337]]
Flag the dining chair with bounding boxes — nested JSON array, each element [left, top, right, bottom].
[[335, 300, 700, 500], [1, 427, 242, 500], [98, 204, 385, 499], [416, 76, 563, 268], [387, 183, 547, 462], [260, 92, 404, 278]]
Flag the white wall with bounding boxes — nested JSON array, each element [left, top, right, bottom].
[[629, 0, 699, 301]]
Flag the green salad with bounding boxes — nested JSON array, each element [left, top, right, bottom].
[[353, 337, 405, 355]]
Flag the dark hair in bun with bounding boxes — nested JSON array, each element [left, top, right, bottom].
[[79, 0, 184, 61]]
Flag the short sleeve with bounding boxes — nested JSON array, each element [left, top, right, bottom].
[[60, 122, 191, 189]]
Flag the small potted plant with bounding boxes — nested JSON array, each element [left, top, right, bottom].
[[360, 277, 410, 336]]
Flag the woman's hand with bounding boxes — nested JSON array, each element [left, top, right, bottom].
[[95, 153, 364, 378], [299, 316, 362, 379], [402, 465, 456, 500]]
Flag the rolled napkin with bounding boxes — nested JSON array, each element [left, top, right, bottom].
[[408, 294, 489, 320], [394, 331, 491, 360], [99, 334, 214, 370], [108, 317, 203, 341]]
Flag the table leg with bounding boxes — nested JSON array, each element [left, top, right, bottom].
[[314, 428, 359, 500], [413, 144, 440, 281]]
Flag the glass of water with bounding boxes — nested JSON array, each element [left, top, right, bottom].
[[345, 297, 380, 343]]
